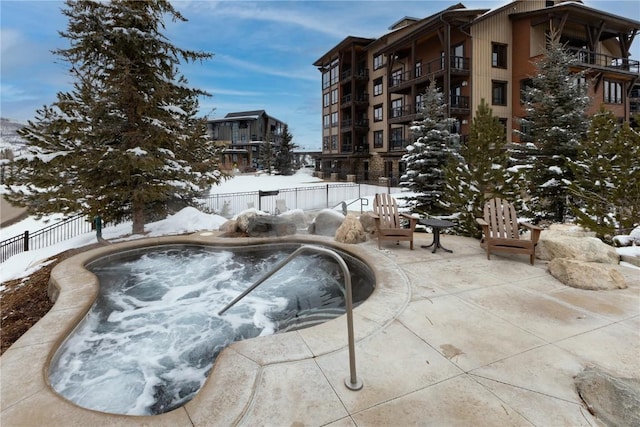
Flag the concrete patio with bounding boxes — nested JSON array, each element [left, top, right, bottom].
[[1, 230, 638, 426]]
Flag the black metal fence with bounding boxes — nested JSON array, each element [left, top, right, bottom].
[[1, 213, 93, 264], [1, 182, 402, 265]]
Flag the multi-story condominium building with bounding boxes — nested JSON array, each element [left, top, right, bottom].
[[207, 110, 286, 172], [313, 0, 639, 184]]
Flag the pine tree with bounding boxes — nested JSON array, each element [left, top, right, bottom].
[[259, 132, 275, 175], [611, 123, 640, 231], [570, 108, 640, 239], [275, 124, 296, 175], [443, 99, 515, 237], [400, 80, 459, 215], [516, 29, 590, 223], [5, 0, 223, 234]]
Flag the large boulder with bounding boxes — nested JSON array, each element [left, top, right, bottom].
[[548, 258, 627, 290], [335, 214, 367, 244], [575, 367, 640, 427], [246, 215, 297, 237], [236, 209, 264, 233], [540, 235, 619, 264], [278, 208, 307, 230], [359, 212, 376, 234], [219, 219, 238, 233], [537, 224, 596, 261], [308, 209, 345, 237]]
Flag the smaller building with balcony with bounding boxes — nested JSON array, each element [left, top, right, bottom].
[[207, 110, 286, 172]]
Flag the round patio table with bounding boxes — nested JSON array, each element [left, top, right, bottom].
[[419, 218, 455, 253]]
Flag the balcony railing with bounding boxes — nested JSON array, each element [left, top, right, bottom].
[[567, 47, 639, 74], [389, 56, 470, 90], [341, 68, 369, 82], [450, 95, 469, 110], [390, 105, 413, 119], [340, 118, 369, 131], [341, 92, 369, 106]]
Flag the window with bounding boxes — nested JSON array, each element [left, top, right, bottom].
[[373, 77, 383, 96], [390, 128, 404, 150], [323, 114, 330, 129], [415, 60, 422, 78], [323, 136, 329, 151], [391, 69, 403, 86], [573, 76, 587, 90], [374, 54, 384, 70], [374, 130, 383, 148], [323, 92, 330, 107], [492, 80, 507, 105], [492, 43, 507, 68], [331, 89, 338, 105], [331, 135, 338, 150], [451, 44, 464, 69], [604, 79, 622, 104], [415, 94, 424, 112], [374, 104, 383, 122], [391, 99, 403, 118], [331, 112, 338, 127], [330, 65, 339, 85], [322, 71, 330, 89]]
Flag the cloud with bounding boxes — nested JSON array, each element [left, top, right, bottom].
[[178, 1, 349, 38], [0, 83, 39, 103], [208, 87, 264, 97], [215, 54, 317, 81]]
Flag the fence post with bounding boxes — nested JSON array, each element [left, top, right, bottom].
[[93, 216, 102, 239], [23, 230, 29, 252], [326, 184, 329, 208]]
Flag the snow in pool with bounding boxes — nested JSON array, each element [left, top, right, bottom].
[[48, 243, 374, 416]]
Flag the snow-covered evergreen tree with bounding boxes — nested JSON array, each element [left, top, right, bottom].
[[5, 0, 223, 234], [515, 30, 590, 223], [570, 107, 640, 239], [259, 132, 275, 174], [275, 124, 296, 175], [400, 80, 459, 215], [443, 99, 515, 237]]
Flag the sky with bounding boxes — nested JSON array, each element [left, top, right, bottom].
[[1, 1, 639, 151]]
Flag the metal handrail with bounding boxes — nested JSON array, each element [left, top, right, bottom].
[[333, 198, 369, 215], [217, 244, 363, 391]]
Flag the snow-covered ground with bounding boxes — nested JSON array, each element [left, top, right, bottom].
[[1, 167, 638, 285]]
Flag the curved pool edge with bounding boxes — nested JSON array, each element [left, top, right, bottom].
[[0, 233, 411, 426]]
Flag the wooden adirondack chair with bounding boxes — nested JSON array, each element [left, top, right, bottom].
[[476, 197, 542, 265], [371, 193, 418, 250]]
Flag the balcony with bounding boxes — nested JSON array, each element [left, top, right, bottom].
[[450, 95, 470, 115], [389, 56, 470, 93], [567, 47, 639, 75], [341, 68, 369, 83], [340, 118, 370, 133], [389, 105, 416, 124], [341, 143, 353, 152], [341, 92, 369, 109]]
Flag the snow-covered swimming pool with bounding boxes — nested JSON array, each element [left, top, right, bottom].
[[47, 243, 374, 416]]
